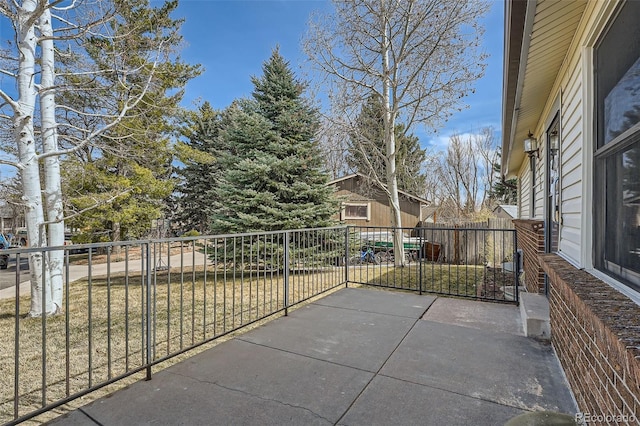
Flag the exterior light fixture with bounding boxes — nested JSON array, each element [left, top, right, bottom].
[[524, 132, 539, 158], [549, 130, 559, 155]]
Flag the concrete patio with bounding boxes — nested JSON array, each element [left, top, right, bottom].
[[50, 287, 577, 425]]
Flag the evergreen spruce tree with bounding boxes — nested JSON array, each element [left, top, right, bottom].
[[211, 49, 336, 234], [347, 96, 427, 195], [488, 150, 518, 205], [173, 102, 220, 233]]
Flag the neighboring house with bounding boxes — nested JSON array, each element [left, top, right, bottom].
[[492, 204, 518, 220], [420, 205, 438, 224], [502, 0, 640, 418], [0, 203, 24, 235], [328, 173, 430, 228]]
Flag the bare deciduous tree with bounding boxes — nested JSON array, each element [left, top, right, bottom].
[[433, 128, 497, 219], [0, 0, 172, 315], [305, 0, 488, 264], [316, 116, 350, 180]]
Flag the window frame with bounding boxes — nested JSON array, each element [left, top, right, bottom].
[[593, 0, 640, 292], [341, 202, 371, 221]]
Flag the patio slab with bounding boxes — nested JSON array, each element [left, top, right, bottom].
[[339, 375, 525, 426], [313, 287, 436, 318], [72, 339, 372, 425], [49, 288, 576, 425], [422, 296, 524, 335], [379, 319, 576, 413], [239, 297, 423, 372]]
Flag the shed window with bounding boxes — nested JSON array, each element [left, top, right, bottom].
[[342, 203, 370, 220], [594, 0, 640, 291]]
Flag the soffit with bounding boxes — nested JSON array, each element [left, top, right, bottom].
[[502, 0, 587, 176]]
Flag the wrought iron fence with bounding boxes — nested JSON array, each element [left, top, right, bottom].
[[0, 227, 346, 425], [0, 224, 518, 424], [346, 226, 519, 303]]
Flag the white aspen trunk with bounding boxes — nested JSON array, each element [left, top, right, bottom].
[[39, 7, 64, 312], [16, 0, 54, 316], [380, 3, 404, 266]]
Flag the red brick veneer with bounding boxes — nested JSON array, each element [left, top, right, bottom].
[[513, 219, 545, 293], [540, 254, 640, 422]]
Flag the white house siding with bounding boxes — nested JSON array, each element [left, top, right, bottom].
[[534, 139, 546, 220], [518, 160, 531, 219], [558, 55, 584, 265], [519, 1, 613, 267]]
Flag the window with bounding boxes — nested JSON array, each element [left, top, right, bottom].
[[594, 0, 640, 291], [341, 203, 370, 220]]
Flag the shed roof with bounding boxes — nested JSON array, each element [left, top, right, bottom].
[[328, 173, 431, 205], [494, 204, 518, 218]]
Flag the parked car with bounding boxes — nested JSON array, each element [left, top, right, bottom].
[[0, 233, 10, 269]]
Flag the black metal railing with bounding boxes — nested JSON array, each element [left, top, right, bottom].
[[0, 227, 346, 425], [0, 224, 518, 425], [346, 225, 519, 303]]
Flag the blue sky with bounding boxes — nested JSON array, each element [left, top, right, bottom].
[[0, 0, 504, 178], [173, 0, 505, 150]]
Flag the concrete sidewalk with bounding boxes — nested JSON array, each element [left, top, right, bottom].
[[50, 288, 576, 425], [0, 249, 206, 300]]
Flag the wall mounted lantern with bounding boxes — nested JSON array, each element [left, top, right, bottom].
[[524, 131, 538, 174], [549, 130, 559, 156], [524, 132, 539, 158]]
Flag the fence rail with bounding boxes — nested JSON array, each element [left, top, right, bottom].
[[346, 225, 519, 302], [0, 227, 346, 425], [0, 224, 518, 425]]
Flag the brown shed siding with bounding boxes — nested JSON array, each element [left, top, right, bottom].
[[331, 176, 423, 228]]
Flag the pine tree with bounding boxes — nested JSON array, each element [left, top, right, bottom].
[[488, 150, 518, 205], [173, 102, 220, 233], [211, 49, 337, 234], [62, 0, 201, 242], [347, 96, 427, 195]]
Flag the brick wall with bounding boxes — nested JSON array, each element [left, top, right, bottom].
[[540, 254, 640, 423], [513, 219, 545, 293]]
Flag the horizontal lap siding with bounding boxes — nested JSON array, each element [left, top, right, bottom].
[[534, 143, 546, 219], [559, 49, 583, 265], [519, 161, 531, 218]]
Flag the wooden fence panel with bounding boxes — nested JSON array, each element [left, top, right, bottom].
[[415, 218, 515, 265]]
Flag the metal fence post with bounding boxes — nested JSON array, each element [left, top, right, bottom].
[[514, 230, 520, 305], [418, 228, 423, 295], [344, 227, 350, 287], [145, 242, 152, 380], [284, 231, 290, 316]]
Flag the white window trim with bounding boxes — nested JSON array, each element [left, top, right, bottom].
[[581, 46, 594, 271], [341, 202, 371, 221]]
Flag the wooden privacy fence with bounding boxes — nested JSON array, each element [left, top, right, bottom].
[[413, 218, 515, 266]]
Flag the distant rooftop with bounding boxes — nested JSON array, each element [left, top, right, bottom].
[[496, 204, 518, 219]]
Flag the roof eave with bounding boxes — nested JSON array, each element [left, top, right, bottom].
[[501, 0, 533, 177]]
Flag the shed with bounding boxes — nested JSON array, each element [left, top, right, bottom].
[[328, 173, 430, 228]]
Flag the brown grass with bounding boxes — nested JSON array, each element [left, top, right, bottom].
[[0, 265, 370, 425], [350, 262, 490, 297]]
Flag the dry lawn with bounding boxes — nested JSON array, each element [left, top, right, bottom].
[[350, 262, 494, 297]]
